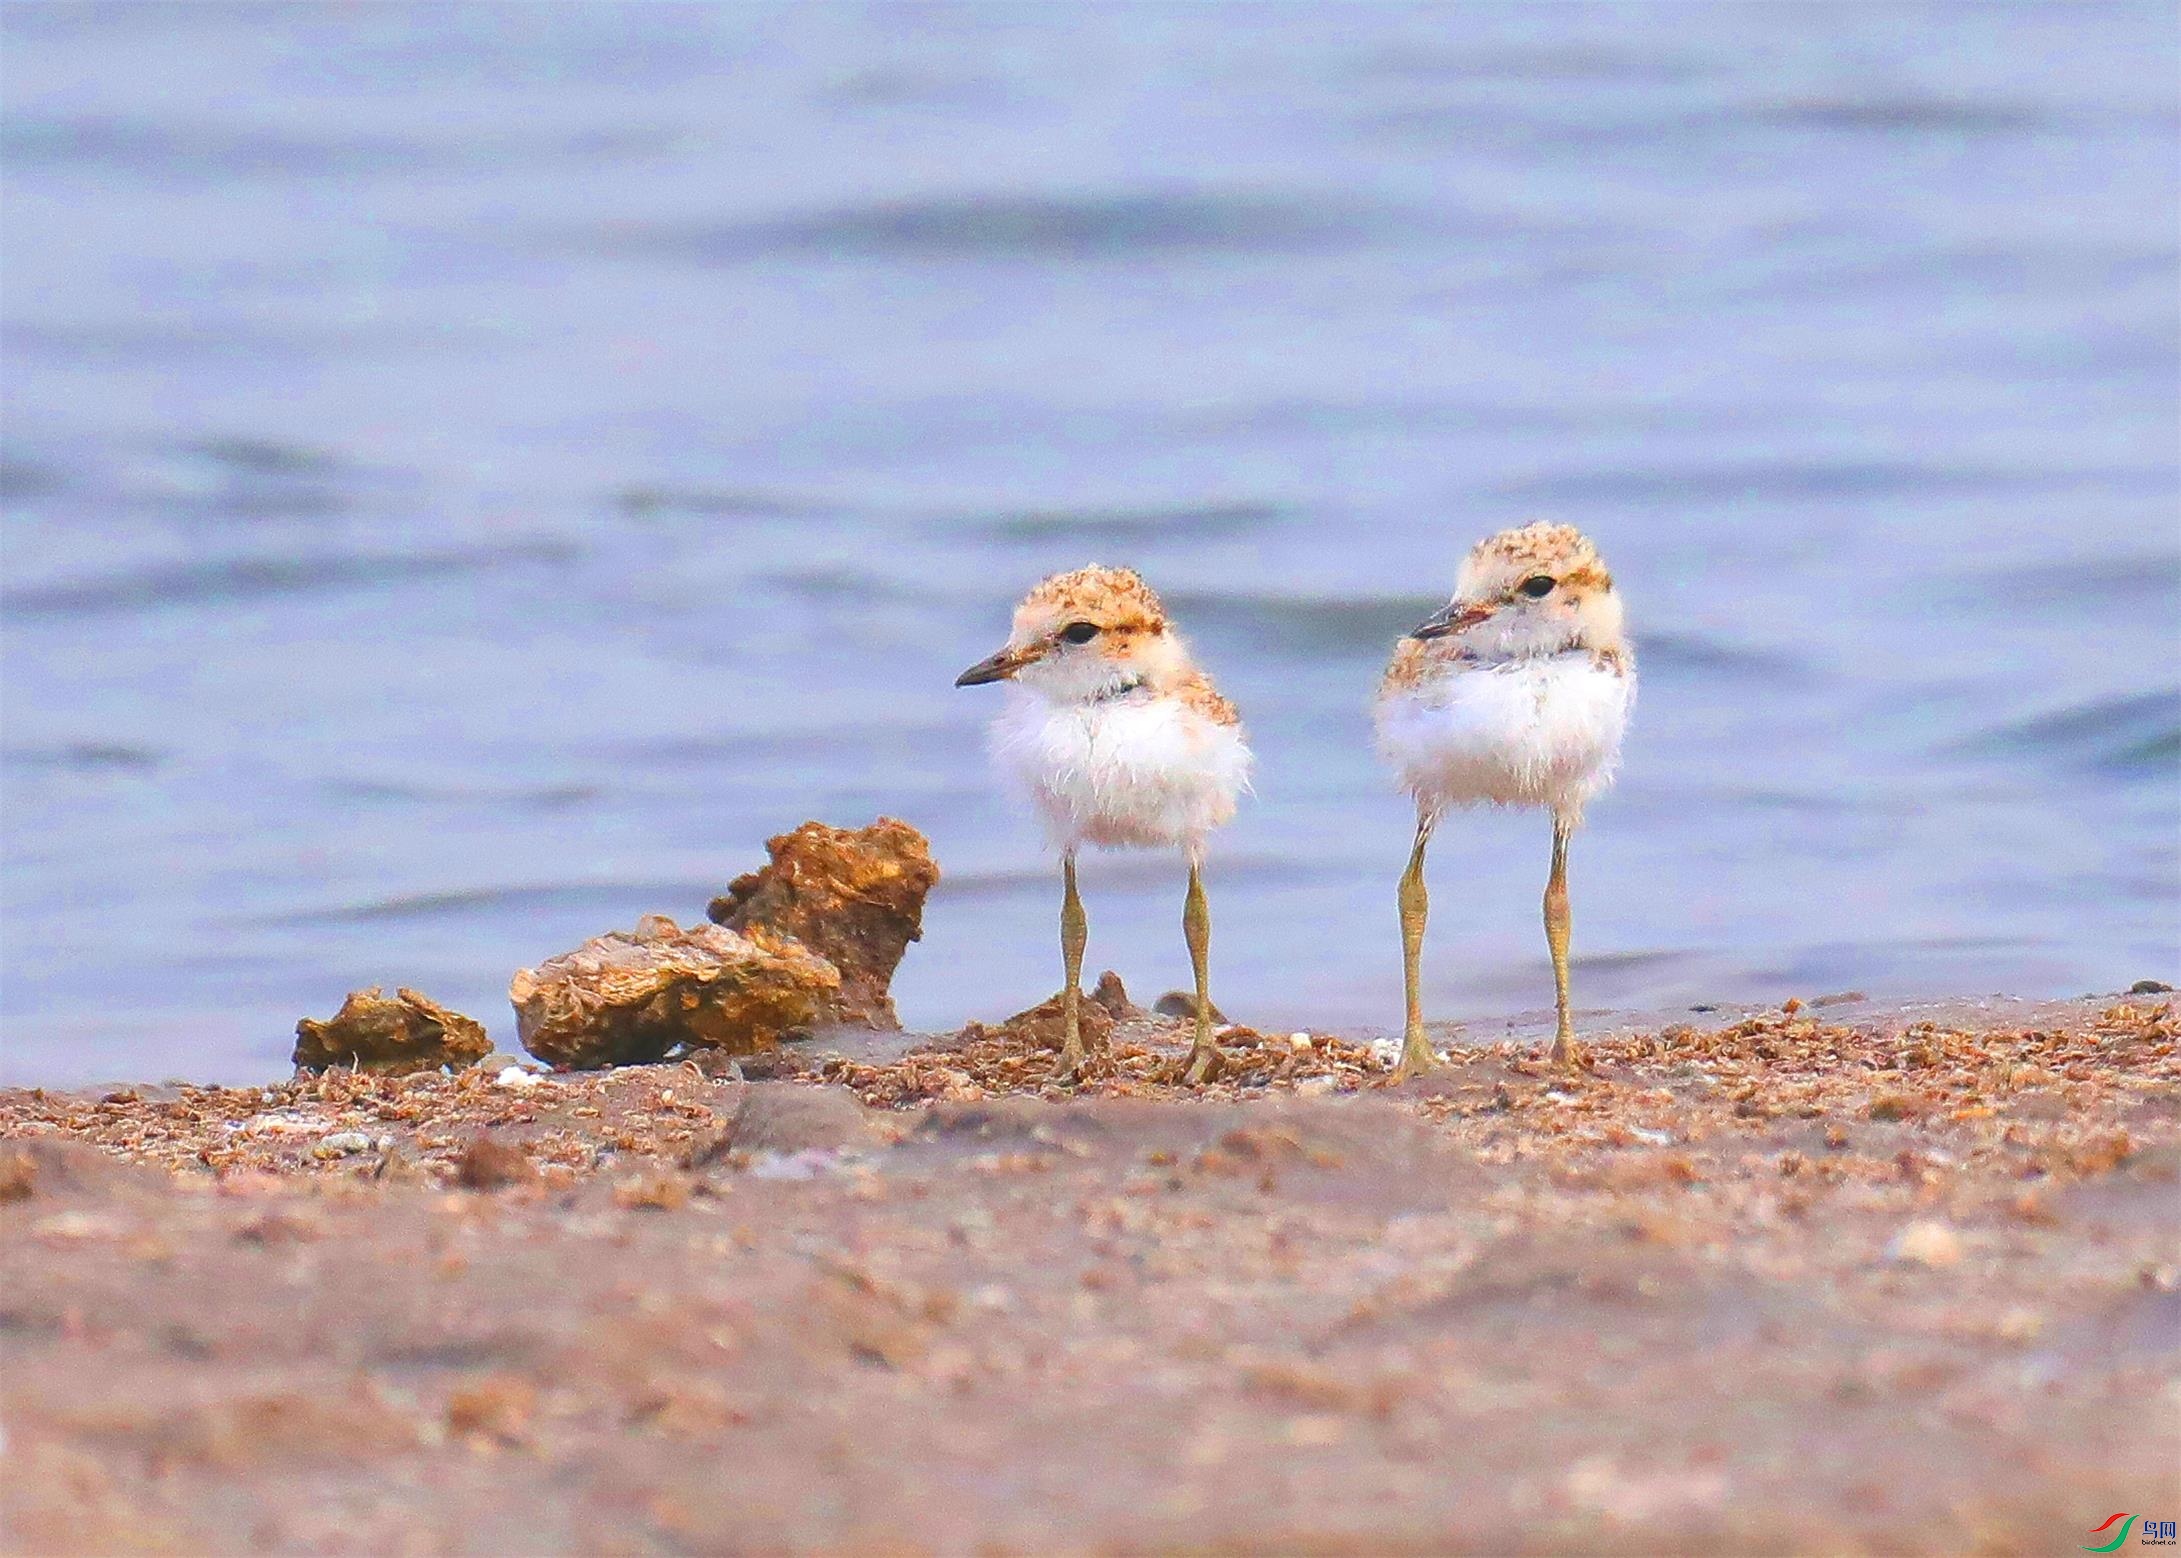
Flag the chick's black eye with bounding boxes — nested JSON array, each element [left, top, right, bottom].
[[1519, 575, 1556, 599], [1059, 621, 1100, 645]]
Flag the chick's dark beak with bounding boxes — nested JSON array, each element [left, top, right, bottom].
[[954, 647, 1025, 687], [1408, 600, 1496, 641]]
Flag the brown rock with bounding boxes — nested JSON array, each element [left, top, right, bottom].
[[1090, 970, 1141, 1019], [0, 1138, 152, 1200], [511, 914, 839, 1070], [947, 969, 1142, 1059], [806, 1262, 955, 1370], [687, 1083, 874, 1167], [964, 984, 1121, 1057], [445, 1375, 536, 1444], [293, 987, 491, 1075], [454, 1136, 537, 1192], [707, 818, 938, 1029], [612, 1172, 693, 1211], [1152, 989, 1228, 1025], [0, 1145, 37, 1201], [131, 1387, 419, 1468]]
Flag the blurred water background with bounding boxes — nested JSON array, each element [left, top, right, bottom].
[[3, 2, 2177, 1085]]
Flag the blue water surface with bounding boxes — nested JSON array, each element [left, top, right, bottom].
[[3, 2, 2176, 1083]]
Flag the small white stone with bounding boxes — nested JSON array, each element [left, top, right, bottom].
[[1288, 1032, 1312, 1051], [34, 1211, 125, 1243], [315, 1131, 372, 1157], [1888, 1220, 1964, 1268], [242, 1112, 326, 1137], [1367, 1037, 1402, 1069], [495, 1066, 540, 1091]]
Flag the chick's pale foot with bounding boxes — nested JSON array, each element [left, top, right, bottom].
[[1176, 860, 1224, 1085]]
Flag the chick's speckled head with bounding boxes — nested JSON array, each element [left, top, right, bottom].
[[956, 566, 1188, 700], [1411, 522, 1625, 658]]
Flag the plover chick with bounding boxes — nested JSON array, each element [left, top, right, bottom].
[[1374, 522, 1634, 1074], [956, 566, 1253, 1082]]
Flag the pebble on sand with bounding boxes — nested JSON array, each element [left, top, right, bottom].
[[1888, 1220, 1965, 1269], [293, 987, 492, 1076]]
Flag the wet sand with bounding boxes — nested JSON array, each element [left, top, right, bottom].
[[4, 994, 2176, 1554]]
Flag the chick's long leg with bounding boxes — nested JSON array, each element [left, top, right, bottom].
[[1179, 855, 1222, 1084], [1396, 810, 1439, 1080], [1058, 849, 1087, 1078], [1544, 814, 1580, 1068]]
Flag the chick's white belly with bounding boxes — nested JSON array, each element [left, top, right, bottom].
[[993, 696, 1251, 850], [1377, 656, 1631, 814]]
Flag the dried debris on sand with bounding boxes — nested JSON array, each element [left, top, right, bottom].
[[3, 995, 2174, 1553], [292, 986, 491, 1074]]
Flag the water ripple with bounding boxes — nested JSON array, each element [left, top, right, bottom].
[[614, 484, 827, 519], [1957, 690, 2181, 777], [281, 881, 717, 926], [3, 742, 164, 773], [1964, 554, 2181, 612], [1753, 97, 2053, 134], [1163, 591, 1802, 679], [974, 501, 1283, 544], [3, 114, 667, 180], [4, 541, 577, 617], [1500, 460, 2160, 505], [326, 778, 603, 810], [595, 191, 1392, 263]]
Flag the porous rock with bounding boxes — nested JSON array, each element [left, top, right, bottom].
[[293, 987, 492, 1075], [511, 914, 839, 1070], [707, 818, 938, 1029]]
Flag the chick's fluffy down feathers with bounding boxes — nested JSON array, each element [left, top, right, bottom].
[[1376, 652, 1631, 821], [993, 690, 1252, 852]]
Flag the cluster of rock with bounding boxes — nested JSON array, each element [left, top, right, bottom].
[[292, 818, 939, 1074]]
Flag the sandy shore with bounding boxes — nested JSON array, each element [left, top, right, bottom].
[[3, 993, 2176, 1554]]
